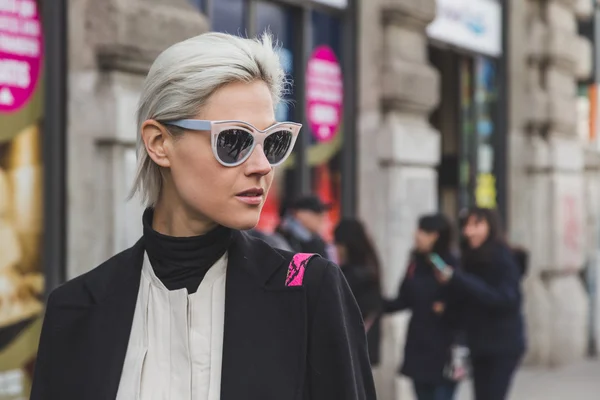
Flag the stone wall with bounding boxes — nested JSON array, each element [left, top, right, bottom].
[[509, 0, 594, 366], [358, 0, 440, 398], [67, 0, 209, 279]]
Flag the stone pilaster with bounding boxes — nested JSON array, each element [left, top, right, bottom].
[[359, 0, 440, 398], [511, 0, 592, 366], [583, 149, 600, 354], [67, 0, 209, 279]]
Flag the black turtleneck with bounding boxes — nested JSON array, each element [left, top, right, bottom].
[[142, 208, 233, 294]]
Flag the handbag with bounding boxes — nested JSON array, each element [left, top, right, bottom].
[[443, 344, 470, 382]]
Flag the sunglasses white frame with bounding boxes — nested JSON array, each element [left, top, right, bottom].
[[166, 119, 302, 167]]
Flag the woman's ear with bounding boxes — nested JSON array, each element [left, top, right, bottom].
[[141, 120, 172, 168]]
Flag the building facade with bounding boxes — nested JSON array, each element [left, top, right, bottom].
[[358, 0, 597, 398], [36, 0, 600, 399], [509, 0, 597, 367]]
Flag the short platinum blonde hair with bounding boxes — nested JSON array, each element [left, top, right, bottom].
[[130, 32, 286, 206]]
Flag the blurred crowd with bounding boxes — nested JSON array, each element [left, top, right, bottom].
[[252, 195, 528, 400]]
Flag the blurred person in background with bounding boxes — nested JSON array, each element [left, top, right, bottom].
[[277, 195, 331, 259], [31, 32, 376, 400], [247, 227, 293, 251], [334, 219, 382, 366], [383, 213, 461, 400], [437, 207, 525, 400]]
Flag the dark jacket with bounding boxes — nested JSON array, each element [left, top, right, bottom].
[[384, 252, 460, 384], [30, 231, 376, 400], [341, 264, 382, 366], [449, 241, 526, 357], [247, 228, 293, 251]]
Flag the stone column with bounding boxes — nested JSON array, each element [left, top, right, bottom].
[[67, 0, 209, 279], [510, 0, 592, 366], [583, 149, 600, 354], [358, 0, 440, 398]]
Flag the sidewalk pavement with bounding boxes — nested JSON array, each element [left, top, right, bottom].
[[457, 359, 600, 400]]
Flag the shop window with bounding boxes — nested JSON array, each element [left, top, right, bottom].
[[474, 57, 498, 209], [459, 56, 476, 210], [309, 10, 343, 242], [0, 0, 45, 393], [432, 50, 500, 215]]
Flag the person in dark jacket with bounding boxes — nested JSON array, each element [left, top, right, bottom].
[[438, 207, 526, 400], [384, 213, 460, 400], [277, 195, 331, 259], [334, 219, 382, 365], [247, 227, 293, 251]]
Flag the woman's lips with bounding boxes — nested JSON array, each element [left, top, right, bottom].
[[235, 188, 264, 206], [235, 195, 263, 205]]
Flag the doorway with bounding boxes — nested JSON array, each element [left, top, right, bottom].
[[429, 45, 500, 220]]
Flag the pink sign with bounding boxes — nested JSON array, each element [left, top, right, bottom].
[[306, 46, 343, 142], [0, 0, 43, 114]]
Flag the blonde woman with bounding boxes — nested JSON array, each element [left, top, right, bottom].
[[31, 33, 375, 400]]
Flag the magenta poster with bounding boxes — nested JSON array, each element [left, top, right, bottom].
[[0, 0, 43, 114], [306, 45, 343, 143]]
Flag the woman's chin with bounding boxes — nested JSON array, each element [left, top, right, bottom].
[[219, 212, 261, 231]]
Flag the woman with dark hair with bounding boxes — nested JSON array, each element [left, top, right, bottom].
[[384, 213, 461, 400], [334, 219, 382, 365], [438, 207, 526, 400]]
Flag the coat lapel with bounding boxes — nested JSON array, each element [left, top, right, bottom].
[[220, 231, 308, 400], [52, 239, 144, 400], [50, 233, 308, 400]]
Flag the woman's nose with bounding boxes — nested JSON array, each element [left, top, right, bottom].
[[244, 144, 272, 176]]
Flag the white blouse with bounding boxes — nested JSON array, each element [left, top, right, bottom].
[[116, 252, 227, 400]]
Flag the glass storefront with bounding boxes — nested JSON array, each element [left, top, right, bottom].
[[0, 0, 45, 396], [474, 57, 499, 209], [191, 0, 353, 239], [427, 0, 505, 219], [458, 55, 499, 210], [309, 10, 343, 242], [431, 47, 504, 218]]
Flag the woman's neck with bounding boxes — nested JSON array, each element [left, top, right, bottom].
[[142, 208, 232, 294], [152, 200, 217, 237]]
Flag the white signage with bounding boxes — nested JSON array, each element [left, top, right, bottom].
[[312, 0, 347, 9], [427, 0, 502, 57]]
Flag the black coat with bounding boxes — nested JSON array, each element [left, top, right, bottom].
[[449, 242, 526, 357], [30, 231, 376, 400], [341, 264, 382, 366], [384, 253, 460, 384]]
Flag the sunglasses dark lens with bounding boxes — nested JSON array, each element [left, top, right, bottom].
[[263, 130, 293, 164], [216, 129, 254, 165]]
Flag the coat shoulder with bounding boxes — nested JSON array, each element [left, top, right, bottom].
[[271, 247, 335, 289], [48, 241, 142, 307]]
